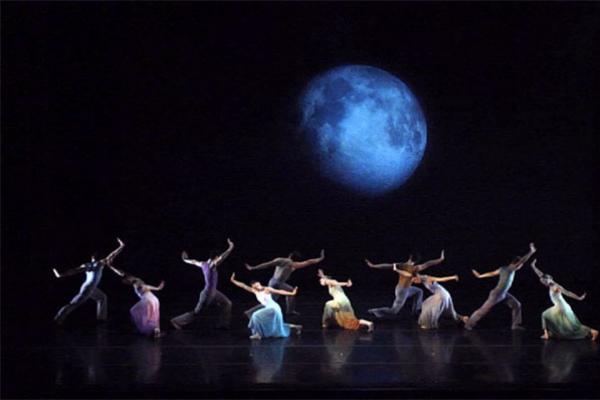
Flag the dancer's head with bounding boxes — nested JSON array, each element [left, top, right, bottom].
[[209, 250, 220, 261], [404, 254, 416, 267], [541, 273, 554, 286], [250, 281, 264, 291], [509, 256, 522, 267], [90, 252, 98, 262], [411, 275, 423, 284], [288, 251, 301, 261]]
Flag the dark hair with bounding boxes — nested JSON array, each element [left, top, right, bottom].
[[511, 256, 521, 264], [250, 280, 260, 286], [289, 251, 302, 260], [91, 252, 98, 260], [209, 250, 220, 259]]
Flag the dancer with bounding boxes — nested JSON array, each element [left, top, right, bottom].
[[531, 259, 598, 341], [230, 273, 302, 340], [109, 265, 165, 338], [464, 243, 536, 331], [244, 249, 325, 317], [53, 238, 125, 324], [171, 238, 234, 330], [318, 269, 374, 332], [365, 250, 445, 319], [402, 269, 467, 329]]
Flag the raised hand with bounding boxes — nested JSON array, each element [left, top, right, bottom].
[[52, 268, 61, 278], [245, 263, 253, 271], [227, 238, 234, 247], [365, 259, 374, 268], [117, 237, 124, 246], [347, 279, 353, 287], [319, 249, 325, 259], [292, 287, 298, 296], [454, 275, 459, 281], [182, 251, 189, 260], [157, 281, 165, 290], [472, 269, 481, 278], [440, 250, 445, 260], [529, 242, 536, 253], [230, 272, 236, 282]]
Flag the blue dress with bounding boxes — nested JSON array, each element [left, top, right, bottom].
[[542, 287, 591, 340], [248, 291, 291, 338], [418, 277, 462, 329]]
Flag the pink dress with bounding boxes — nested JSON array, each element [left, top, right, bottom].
[[130, 283, 160, 335]]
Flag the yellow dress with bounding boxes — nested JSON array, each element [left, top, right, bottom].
[[322, 285, 361, 330]]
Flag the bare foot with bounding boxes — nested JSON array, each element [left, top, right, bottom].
[[367, 322, 374, 332], [322, 324, 328, 329], [460, 316, 469, 324], [541, 333, 550, 340], [154, 329, 166, 338], [295, 326, 303, 335], [249, 333, 262, 340], [591, 329, 598, 341]]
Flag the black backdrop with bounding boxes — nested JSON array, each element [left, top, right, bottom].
[[3, 3, 600, 336]]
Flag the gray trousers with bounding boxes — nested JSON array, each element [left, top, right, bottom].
[[171, 289, 232, 328], [369, 286, 423, 318], [244, 279, 296, 318], [465, 290, 522, 329], [54, 286, 107, 324]]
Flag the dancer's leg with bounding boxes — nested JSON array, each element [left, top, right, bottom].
[[89, 288, 108, 321], [504, 293, 523, 330], [54, 288, 92, 324], [368, 286, 410, 318], [406, 286, 423, 314], [212, 290, 232, 328], [171, 290, 210, 329], [465, 292, 502, 330]]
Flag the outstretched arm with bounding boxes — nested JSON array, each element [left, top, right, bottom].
[[557, 284, 587, 301], [230, 273, 255, 293], [530, 259, 544, 279], [429, 274, 459, 283], [213, 238, 235, 267], [292, 249, 325, 270], [181, 251, 205, 267], [102, 238, 125, 266], [472, 268, 501, 279], [267, 286, 298, 296], [246, 258, 280, 271], [417, 250, 445, 272], [365, 259, 394, 269], [511, 242, 536, 271], [53, 264, 86, 278], [109, 265, 126, 277], [145, 281, 165, 291]]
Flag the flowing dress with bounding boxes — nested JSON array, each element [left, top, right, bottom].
[[418, 277, 462, 329], [130, 284, 161, 335], [542, 288, 591, 340], [322, 285, 361, 330], [248, 290, 291, 338]]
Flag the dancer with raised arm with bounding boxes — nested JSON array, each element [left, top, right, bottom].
[[365, 250, 445, 319], [244, 249, 325, 318], [171, 238, 234, 330], [531, 259, 598, 341], [230, 273, 302, 340], [464, 243, 536, 331], [110, 265, 165, 338], [318, 269, 374, 332], [53, 238, 125, 325], [402, 268, 467, 329]]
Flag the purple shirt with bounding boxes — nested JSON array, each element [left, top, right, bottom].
[[199, 260, 219, 291]]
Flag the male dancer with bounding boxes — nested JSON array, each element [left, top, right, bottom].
[[244, 249, 325, 317], [171, 238, 234, 330], [365, 250, 445, 318], [464, 243, 536, 330], [53, 238, 125, 324]]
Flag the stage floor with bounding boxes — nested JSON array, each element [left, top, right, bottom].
[[2, 300, 599, 399]]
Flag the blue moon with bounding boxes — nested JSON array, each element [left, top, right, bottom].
[[299, 65, 427, 196]]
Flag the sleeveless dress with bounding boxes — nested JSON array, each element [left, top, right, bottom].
[[322, 285, 361, 330], [248, 290, 291, 338], [130, 284, 161, 335], [542, 288, 591, 340], [418, 278, 461, 329]]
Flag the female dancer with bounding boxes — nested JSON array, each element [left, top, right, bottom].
[[397, 267, 467, 329], [531, 259, 598, 341], [230, 273, 302, 340], [110, 265, 165, 338], [464, 243, 536, 330], [53, 238, 125, 324], [171, 239, 234, 330], [365, 250, 445, 318], [318, 269, 374, 331]]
